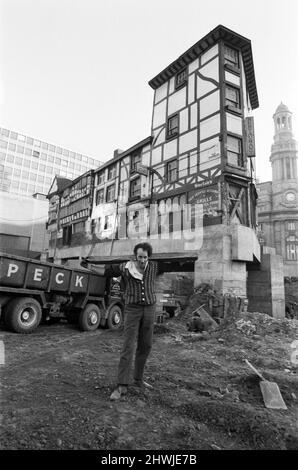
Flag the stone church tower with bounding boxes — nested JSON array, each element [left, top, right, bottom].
[[257, 103, 298, 277]]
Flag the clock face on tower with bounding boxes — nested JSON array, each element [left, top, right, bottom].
[[285, 192, 296, 202]]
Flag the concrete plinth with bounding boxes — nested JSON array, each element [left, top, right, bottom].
[[194, 224, 249, 297], [247, 253, 285, 318]]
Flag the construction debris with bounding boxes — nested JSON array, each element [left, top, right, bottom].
[[183, 283, 248, 334], [187, 305, 219, 333], [235, 319, 257, 336]]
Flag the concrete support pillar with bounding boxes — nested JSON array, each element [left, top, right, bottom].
[[194, 259, 247, 296], [194, 224, 247, 297], [247, 253, 285, 318]]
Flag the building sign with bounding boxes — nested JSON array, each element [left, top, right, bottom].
[[135, 163, 149, 176], [61, 175, 92, 207], [245, 116, 256, 157], [60, 208, 89, 226], [188, 186, 219, 217], [194, 179, 215, 189]]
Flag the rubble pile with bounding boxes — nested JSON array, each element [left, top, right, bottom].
[[186, 306, 219, 333], [176, 283, 298, 339], [235, 319, 257, 336], [285, 277, 298, 319], [182, 283, 247, 328], [235, 311, 298, 337]]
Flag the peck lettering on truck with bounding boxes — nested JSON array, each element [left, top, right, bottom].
[[5, 261, 87, 290]]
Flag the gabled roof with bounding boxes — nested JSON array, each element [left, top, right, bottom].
[[148, 24, 259, 110], [47, 176, 72, 198], [47, 169, 96, 198]]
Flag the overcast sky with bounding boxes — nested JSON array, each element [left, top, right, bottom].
[[0, 0, 297, 182]]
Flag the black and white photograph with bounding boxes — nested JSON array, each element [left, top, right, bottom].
[[0, 0, 297, 457]]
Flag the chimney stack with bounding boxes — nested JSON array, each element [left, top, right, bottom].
[[113, 149, 124, 159]]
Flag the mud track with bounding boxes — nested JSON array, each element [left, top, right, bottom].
[[0, 314, 297, 450]]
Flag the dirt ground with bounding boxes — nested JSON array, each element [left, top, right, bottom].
[[0, 311, 297, 451]]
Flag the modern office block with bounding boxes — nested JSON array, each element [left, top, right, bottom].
[[0, 127, 102, 197]]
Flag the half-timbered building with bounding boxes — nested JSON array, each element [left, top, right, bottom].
[[47, 25, 268, 302]]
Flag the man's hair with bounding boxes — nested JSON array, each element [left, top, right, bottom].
[[133, 242, 153, 258]]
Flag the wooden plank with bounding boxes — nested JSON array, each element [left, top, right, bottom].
[[230, 187, 244, 220]]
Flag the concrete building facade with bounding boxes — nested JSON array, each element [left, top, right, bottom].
[[0, 126, 102, 198], [0, 191, 49, 257], [257, 103, 298, 278], [0, 128, 102, 257]]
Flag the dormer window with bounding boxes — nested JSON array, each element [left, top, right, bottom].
[[175, 68, 187, 89]]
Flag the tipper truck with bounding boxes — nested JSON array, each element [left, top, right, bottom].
[[0, 252, 124, 334]]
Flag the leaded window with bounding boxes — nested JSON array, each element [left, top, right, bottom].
[[167, 115, 179, 139], [130, 177, 141, 198], [166, 159, 178, 182], [224, 45, 239, 68], [226, 85, 241, 109], [227, 135, 243, 167]]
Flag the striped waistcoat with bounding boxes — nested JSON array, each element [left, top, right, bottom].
[[107, 261, 158, 306]]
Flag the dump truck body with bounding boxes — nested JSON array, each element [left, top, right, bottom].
[[0, 252, 124, 334]]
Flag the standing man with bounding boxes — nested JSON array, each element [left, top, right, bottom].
[[104, 242, 159, 400]]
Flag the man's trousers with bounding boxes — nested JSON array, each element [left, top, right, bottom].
[[117, 303, 156, 385]]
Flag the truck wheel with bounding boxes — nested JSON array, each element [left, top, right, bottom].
[[107, 305, 123, 331], [5, 297, 42, 334], [79, 303, 101, 331]]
